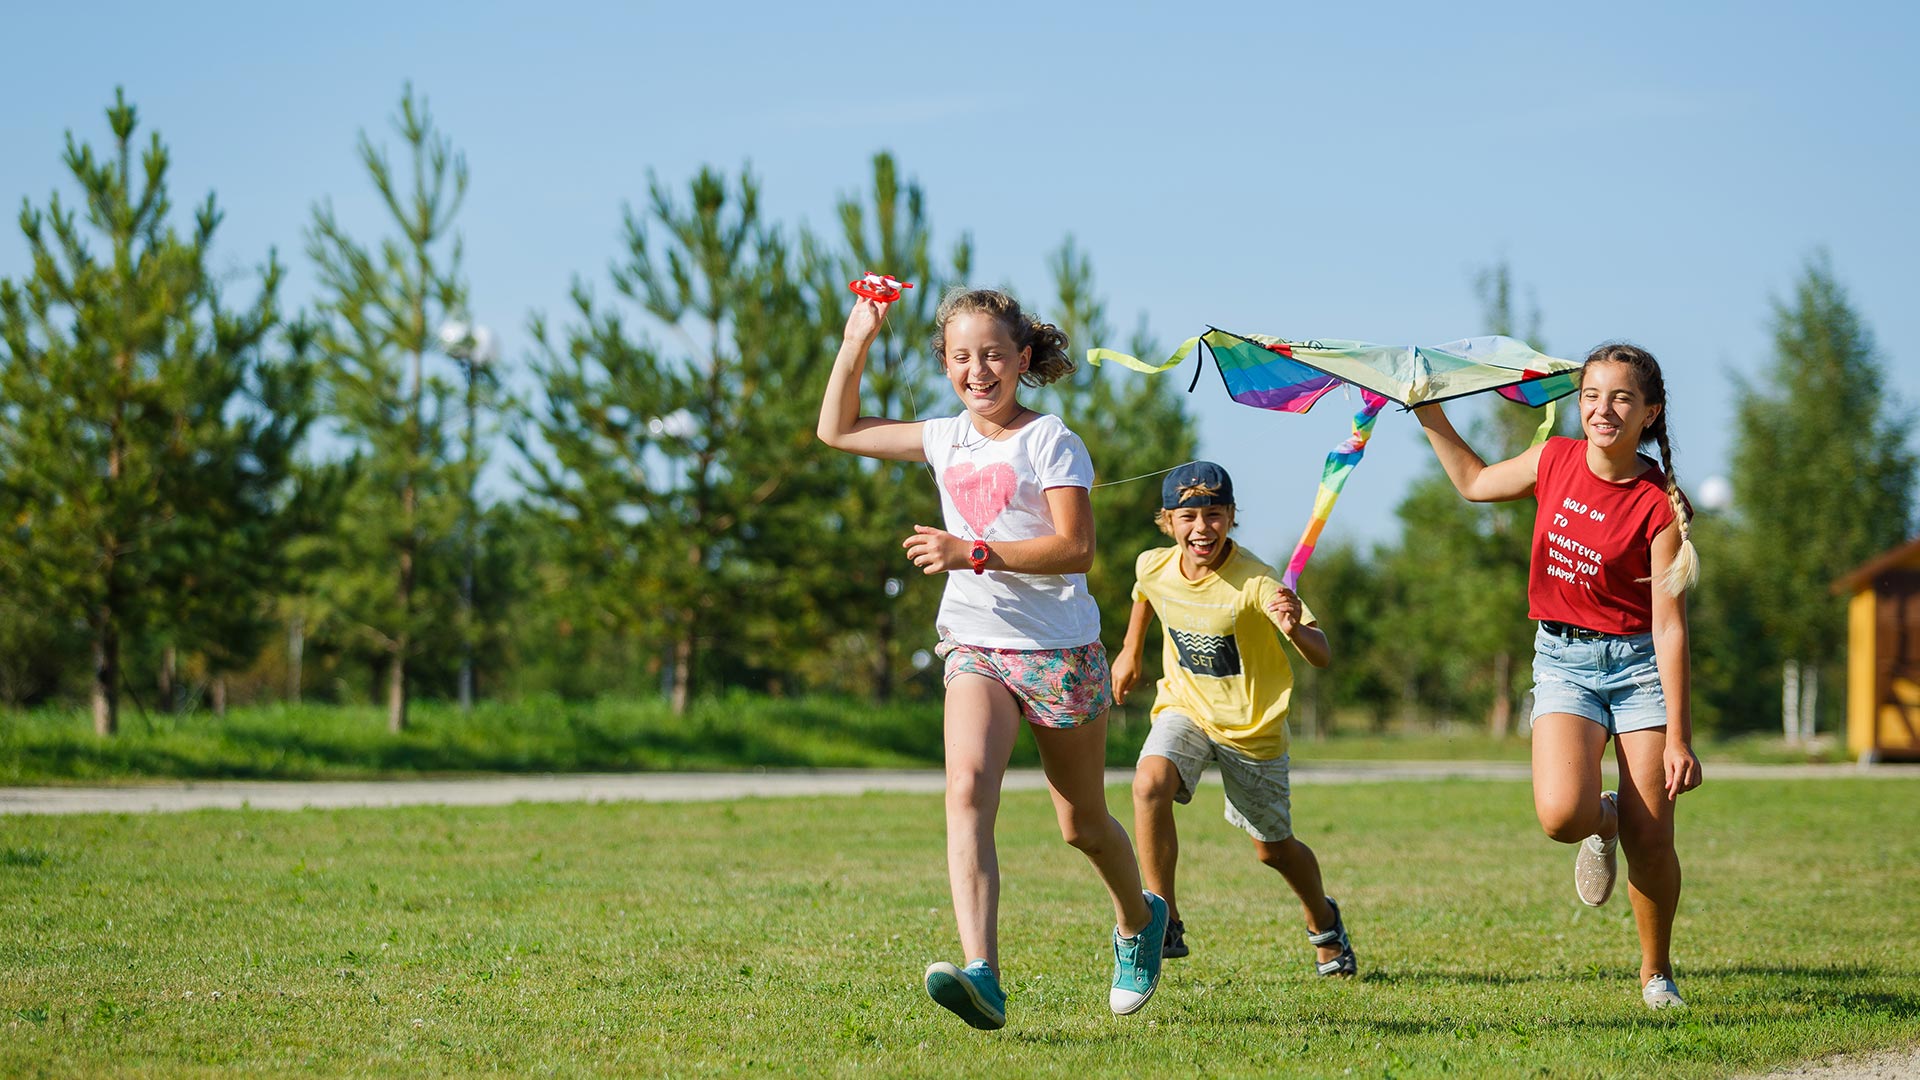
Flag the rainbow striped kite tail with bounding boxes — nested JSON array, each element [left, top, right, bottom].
[[1280, 389, 1392, 594]]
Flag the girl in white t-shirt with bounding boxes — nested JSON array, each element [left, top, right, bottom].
[[818, 287, 1167, 1029]]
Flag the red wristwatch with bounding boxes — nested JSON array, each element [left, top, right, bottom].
[[968, 541, 991, 574]]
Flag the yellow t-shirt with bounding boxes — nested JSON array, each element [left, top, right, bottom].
[[1132, 544, 1317, 760]]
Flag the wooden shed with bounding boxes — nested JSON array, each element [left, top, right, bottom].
[[1833, 536, 1920, 762]]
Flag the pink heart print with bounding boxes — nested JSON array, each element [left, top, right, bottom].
[[945, 462, 1017, 538]]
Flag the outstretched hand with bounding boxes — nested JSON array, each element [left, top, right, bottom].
[[844, 297, 891, 347], [1663, 742, 1703, 800], [903, 525, 967, 575]]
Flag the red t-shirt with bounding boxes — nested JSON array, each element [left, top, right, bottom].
[[1528, 437, 1678, 635]]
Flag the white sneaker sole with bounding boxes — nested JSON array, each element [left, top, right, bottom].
[[1110, 984, 1156, 1015]]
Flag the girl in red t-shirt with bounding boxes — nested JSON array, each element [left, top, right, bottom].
[[1415, 342, 1702, 1011]]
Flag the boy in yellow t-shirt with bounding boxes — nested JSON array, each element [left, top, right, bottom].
[[1112, 461, 1357, 976]]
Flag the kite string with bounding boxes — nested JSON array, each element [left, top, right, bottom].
[[881, 306, 940, 486], [1092, 464, 1182, 490]]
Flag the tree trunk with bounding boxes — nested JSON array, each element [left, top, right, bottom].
[[96, 350, 126, 738], [1395, 671, 1417, 733], [91, 614, 118, 737], [386, 642, 408, 733], [391, 334, 422, 733], [211, 675, 227, 718], [287, 616, 304, 704], [389, 478, 414, 733], [160, 644, 177, 713], [671, 532, 704, 717], [872, 604, 895, 704], [1489, 651, 1513, 737], [670, 624, 692, 716], [1782, 659, 1801, 742], [1802, 665, 1820, 738]]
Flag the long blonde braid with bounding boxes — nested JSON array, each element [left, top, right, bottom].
[[1652, 425, 1699, 596]]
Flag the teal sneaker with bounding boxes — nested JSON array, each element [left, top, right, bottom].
[[1110, 891, 1169, 1015], [925, 959, 1007, 1030]]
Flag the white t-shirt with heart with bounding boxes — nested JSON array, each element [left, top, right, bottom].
[[921, 412, 1102, 649]]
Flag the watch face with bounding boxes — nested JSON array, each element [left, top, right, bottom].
[[970, 542, 989, 561]]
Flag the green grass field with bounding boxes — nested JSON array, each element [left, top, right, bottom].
[[3, 777, 1915, 1077], [0, 695, 1849, 784]]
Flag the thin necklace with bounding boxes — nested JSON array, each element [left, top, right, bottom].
[[952, 405, 1029, 450]]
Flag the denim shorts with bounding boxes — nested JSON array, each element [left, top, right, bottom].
[[1529, 624, 1668, 736], [1138, 710, 1294, 842]]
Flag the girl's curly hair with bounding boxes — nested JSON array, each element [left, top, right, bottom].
[[931, 287, 1074, 387]]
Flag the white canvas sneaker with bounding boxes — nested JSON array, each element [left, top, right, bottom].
[[1574, 791, 1620, 906], [1642, 973, 1686, 1009]]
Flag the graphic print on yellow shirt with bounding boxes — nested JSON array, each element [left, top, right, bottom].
[[1132, 544, 1316, 761]]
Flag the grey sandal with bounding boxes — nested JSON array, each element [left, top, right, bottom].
[[1163, 918, 1189, 959], [1308, 897, 1357, 977]]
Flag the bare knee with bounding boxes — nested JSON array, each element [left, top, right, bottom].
[[1617, 809, 1675, 859], [1132, 763, 1180, 809], [1254, 838, 1298, 870], [946, 770, 998, 816], [1537, 803, 1591, 845], [1059, 809, 1114, 854]]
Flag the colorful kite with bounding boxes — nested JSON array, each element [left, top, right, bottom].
[[1088, 327, 1580, 413], [1090, 327, 1580, 590]]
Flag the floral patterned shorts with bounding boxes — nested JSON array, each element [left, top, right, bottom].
[[936, 635, 1114, 729]]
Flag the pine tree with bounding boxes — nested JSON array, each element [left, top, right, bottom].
[[519, 166, 828, 712], [152, 317, 320, 714], [306, 85, 469, 732], [0, 89, 298, 732]]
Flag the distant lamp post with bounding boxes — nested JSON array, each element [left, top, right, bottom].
[[1699, 475, 1732, 514], [437, 318, 497, 712]]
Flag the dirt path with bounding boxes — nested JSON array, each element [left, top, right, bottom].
[[1736, 1044, 1920, 1078], [1, 760, 1905, 816]]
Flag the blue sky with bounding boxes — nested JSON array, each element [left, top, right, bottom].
[[4, 2, 1915, 562]]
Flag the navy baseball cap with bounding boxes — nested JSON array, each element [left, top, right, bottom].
[[1161, 461, 1235, 509]]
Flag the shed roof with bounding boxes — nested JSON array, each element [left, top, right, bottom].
[[1832, 535, 1920, 596]]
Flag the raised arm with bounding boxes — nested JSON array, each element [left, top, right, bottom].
[[816, 297, 926, 462], [1413, 402, 1544, 503]]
